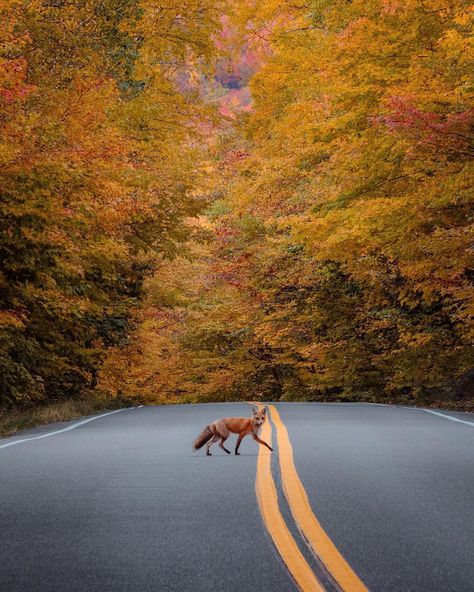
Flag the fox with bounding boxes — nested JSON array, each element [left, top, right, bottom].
[[193, 407, 273, 456]]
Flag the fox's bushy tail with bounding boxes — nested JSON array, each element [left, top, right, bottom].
[[193, 425, 213, 450]]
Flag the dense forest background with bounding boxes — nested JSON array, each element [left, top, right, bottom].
[[1, 0, 473, 413]]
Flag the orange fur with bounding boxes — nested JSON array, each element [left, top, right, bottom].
[[193, 408, 273, 455]]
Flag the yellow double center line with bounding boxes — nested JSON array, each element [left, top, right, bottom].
[[254, 403, 368, 592], [256, 409, 324, 591]]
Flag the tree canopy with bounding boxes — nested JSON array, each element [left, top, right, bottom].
[[1, 0, 473, 409]]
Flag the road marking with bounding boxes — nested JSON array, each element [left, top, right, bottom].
[[254, 404, 324, 592], [0, 408, 129, 451], [268, 404, 369, 592], [422, 409, 474, 427]]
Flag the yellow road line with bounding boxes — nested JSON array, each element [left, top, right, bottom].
[[268, 404, 369, 592], [255, 406, 324, 592]]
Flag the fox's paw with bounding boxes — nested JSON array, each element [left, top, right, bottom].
[[269, 447, 274, 452], [207, 452, 212, 456], [235, 452, 240, 455]]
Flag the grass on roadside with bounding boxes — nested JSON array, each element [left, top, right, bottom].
[[0, 396, 132, 439]]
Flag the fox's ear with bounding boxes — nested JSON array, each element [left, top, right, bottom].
[[262, 407, 266, 415], [252, 407, 258, 415]]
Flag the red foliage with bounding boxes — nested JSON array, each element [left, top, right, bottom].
[[374, 97, 474, 158], [0, 58, 36, 103]]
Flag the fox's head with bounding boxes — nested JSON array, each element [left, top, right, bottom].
[[252, 407, 267, 428]]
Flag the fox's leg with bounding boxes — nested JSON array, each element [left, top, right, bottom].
[[213, 421, 231, 454], [252, 433, 273, 452], [219, 436, 231, 455], [235, 433, 246, 455], [206, 434, 219, 456]]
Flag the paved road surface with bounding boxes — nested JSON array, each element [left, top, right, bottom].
[[0, 403, 473, 591]]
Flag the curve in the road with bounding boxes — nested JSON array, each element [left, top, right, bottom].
[[422, 409, 474, 427], [0, 408, 130, 450]]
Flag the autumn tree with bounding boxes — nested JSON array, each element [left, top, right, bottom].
[[0, 0, 219, 408], [105, 0, 473, 406]]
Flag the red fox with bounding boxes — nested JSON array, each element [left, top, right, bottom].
[[193, 407, 273, 455]]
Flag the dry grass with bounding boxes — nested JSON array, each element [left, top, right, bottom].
[[0, 397, 130, 439], [426, 399, 474, 413]]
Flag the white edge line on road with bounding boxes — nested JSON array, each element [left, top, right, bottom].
[[0, 408, 130, 451], [422, 409, 474, 427]]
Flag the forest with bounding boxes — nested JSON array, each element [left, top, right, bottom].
[[1, 0, 473, 414]]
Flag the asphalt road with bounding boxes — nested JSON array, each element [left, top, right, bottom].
[[0, 403, 473, 592]]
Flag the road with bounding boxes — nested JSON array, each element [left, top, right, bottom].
[[0, 403, 473, 592]]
